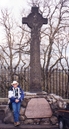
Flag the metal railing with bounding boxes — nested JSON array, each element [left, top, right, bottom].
[[0, 66, 69, 99]]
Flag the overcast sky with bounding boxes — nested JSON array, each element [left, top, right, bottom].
[[0, 0, 28, 9], [0, 0, 31, 41], [0, 0, 30, 18], [0, 0, 69, 66]]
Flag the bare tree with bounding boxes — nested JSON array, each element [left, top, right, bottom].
[[27, 0, 69, 89], [0, 9, 30, 67], [0, 9, 31, 82], [0, 0, 69, 93]]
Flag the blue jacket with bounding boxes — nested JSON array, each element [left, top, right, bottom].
[[8, 85, 24, 103]]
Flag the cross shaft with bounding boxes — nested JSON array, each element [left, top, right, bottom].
[[22, 7, 48, 92]]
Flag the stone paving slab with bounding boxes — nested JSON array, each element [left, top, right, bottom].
[[0, 124, 58, 129]]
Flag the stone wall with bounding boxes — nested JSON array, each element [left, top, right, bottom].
[[0, 92, 67, 125]]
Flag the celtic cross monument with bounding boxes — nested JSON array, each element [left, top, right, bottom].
[[22, 7, 48, 92]]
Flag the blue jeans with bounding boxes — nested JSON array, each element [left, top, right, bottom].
[[12, 102, 21, 122]]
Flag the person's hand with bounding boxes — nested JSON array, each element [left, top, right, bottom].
[[15, 99, 19, 103]]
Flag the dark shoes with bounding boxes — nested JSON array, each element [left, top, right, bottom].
[[14, 122, 20, 127]]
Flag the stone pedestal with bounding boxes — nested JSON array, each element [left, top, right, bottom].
[[1, 92, 66, 125]]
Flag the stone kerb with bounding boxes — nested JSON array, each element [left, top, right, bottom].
[[0, 92, 67, 125]]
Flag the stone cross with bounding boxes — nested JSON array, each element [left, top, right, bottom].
[[22, 7, 48, 92]]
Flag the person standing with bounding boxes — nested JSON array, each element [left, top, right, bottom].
[[8, 81, 24, 127]]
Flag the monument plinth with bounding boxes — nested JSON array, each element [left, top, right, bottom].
[[22, 6, 48, 92]]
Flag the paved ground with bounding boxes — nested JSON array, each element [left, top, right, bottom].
[[0, 124, 58, 129]]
